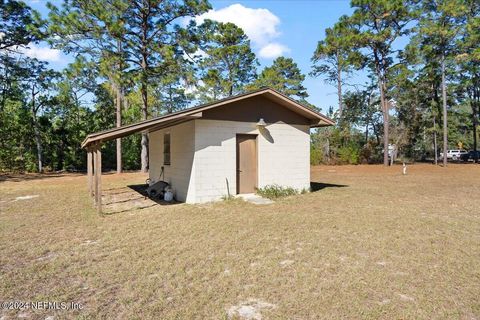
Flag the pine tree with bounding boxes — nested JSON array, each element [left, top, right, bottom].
[[0, 0, 42, 51], [249, 57, 308, 100], [197, 20, 258, 101], [20, 59, 59, 172], [348, 0, 418, 165], [119, 0, 210, 172], [413, 0, 466, 166], [456, 0, 480, 162], [47, 0, 129, 172], [311, 15, 362, 120]]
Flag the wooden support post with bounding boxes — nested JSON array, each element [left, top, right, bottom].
[[93, 146, 98, 205], [87, 149, 93, 198], [95, 145, 102, 213]]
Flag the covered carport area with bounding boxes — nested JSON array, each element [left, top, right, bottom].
[[81, 111, 203, 213], [81, 87, 333, 212]]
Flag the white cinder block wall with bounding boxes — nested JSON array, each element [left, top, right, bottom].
[[194, 119, 310, 203], [149, 121, 196, 202], [149, 119, 310, 203]]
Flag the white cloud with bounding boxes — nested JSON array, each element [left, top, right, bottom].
[[20, 44, 61, 62], [184, 80, 203, 96], [258, 43, 290, 59], [183, 48, 209, 63], [195, 4, 289, 59]]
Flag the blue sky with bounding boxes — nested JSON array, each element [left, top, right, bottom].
[[25, 0, 354, 113]]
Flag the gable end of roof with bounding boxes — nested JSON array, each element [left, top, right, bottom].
[[81, 87, 334, 149]]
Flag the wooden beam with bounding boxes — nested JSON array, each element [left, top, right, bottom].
[[87, 149, 93, 197], [81, 109, 206, 148], [187, 112, 202, 118], [95, 145, 102, 213], [147, 118, 194, 133]]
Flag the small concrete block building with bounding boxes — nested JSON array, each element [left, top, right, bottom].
[[82, 88, 333, 209]]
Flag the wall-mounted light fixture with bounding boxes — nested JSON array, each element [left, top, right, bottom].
[[256, 118, 266, 128]]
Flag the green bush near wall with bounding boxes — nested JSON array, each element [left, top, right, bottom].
[[337, 145, 361, 164], [256, 184, 300, 199], [310, 146, 324, 165]]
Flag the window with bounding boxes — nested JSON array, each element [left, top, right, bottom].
[[163, 133, 171, 165]]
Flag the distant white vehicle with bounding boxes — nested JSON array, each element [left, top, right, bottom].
[[439, 149, 468, 161], [388, 144, 396, 158], [382, 144, 396, 158]]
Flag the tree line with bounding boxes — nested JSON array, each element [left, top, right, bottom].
[[0, 0, 478, 173], [311, 0, 479, 166], [0, 0, 308, 173]]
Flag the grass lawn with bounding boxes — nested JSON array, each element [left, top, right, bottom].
[[1, 164, 479, 319]]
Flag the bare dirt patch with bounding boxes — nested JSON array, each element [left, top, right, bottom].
[[227, 299, 277, 320]]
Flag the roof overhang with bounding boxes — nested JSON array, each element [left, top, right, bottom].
[[81, 88, 334, 149]]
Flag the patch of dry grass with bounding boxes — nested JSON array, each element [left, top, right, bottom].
[[0, 164, 479, 319]]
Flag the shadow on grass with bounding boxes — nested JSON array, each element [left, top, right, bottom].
[[0, 173, 78, 183], [101, 184, 181, 215], [0, 171, 128, 183], [127, 184, 180, 206], [310, 182, 348, 192]]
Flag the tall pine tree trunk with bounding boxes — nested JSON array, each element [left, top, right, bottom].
[[471, 75, 479, 163], [32, 119, 43, 173], [433, 114, 438, 165], [379, 79, 389, 166], [31, 89, 43, 173], [337, 52, 343, 121], [140, 39, 149, 173], [473, 100, 478, 163], [116, 85, 122, 174], [374, 52, 389, 166], [141, 81, 149, 173], [431, 85, 438, 165], [116, 40, 123, 174], [441, 54, 448, 167]]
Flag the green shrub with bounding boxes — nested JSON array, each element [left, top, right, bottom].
[[360, 144, 373, 164], [337, 145, 360, 164], [310, 146, 324, 165], [256, 184, 299, 199]]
